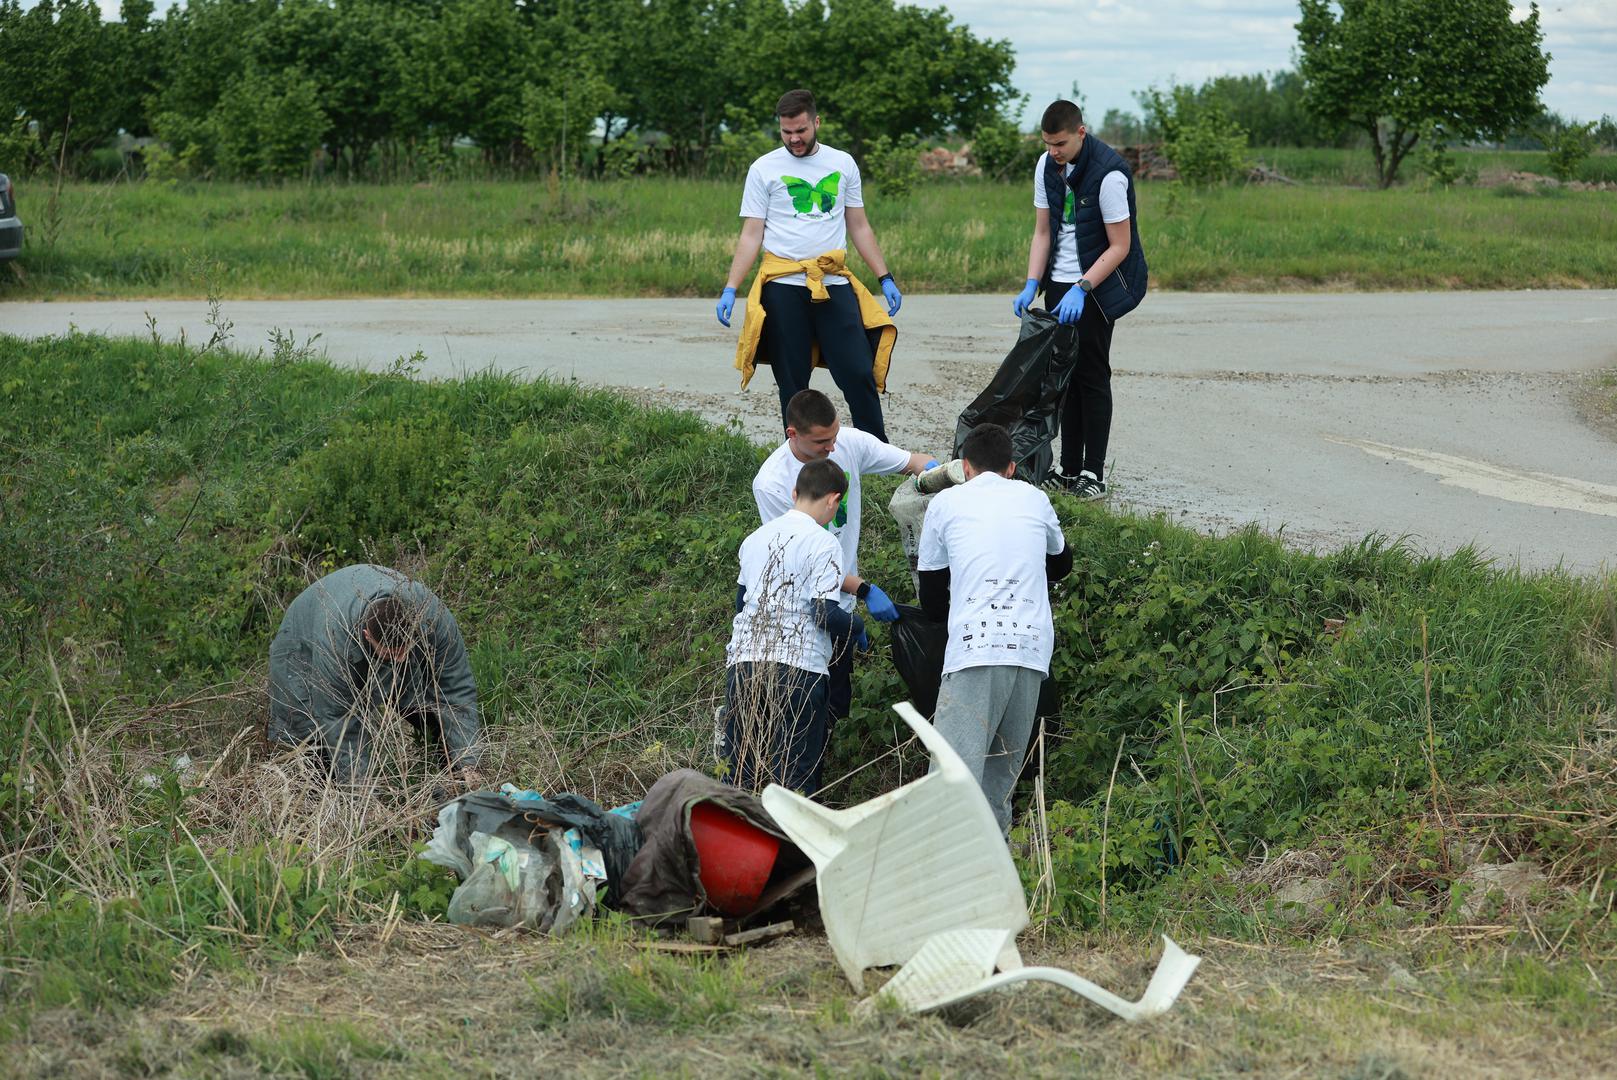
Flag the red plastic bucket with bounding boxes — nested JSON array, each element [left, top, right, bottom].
[[688, 801, 781, 915]]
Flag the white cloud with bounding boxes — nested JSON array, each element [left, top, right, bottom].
[[927, 0, 1617, 123]]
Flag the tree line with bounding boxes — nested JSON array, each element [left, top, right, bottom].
[[0, 0, 1018, 180], [3, 0, 1607, 188]]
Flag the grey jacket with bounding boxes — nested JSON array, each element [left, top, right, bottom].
[[267, 564, 480, 778]]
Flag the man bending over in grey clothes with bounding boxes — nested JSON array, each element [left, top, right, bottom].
[[916, 424, 1072, 835], [268, 564, 484, 783]]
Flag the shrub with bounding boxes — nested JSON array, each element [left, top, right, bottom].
[[969, 116, 1041, 181], [862, 133, 923, 199], [1419, 136, 1476, 188], [286, 417, 469, 558], [1144, 86, 1248, 187], [1544, 121, 1597, 182]]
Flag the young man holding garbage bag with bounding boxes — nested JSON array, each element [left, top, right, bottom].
[[1011, 99, 1148, 500], [754, 389, 936, 723], [717, 88, 903, 441], [268, 563, 484, 785], [917, 424, 1072, 835], [722, 458, 860, 793]]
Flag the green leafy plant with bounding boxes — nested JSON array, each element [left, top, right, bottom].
[[1143, 87, 1248, 187], [1543, 121, 1598, 182]]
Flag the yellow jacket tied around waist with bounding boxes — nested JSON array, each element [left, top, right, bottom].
[[733, 250, 897, 392]]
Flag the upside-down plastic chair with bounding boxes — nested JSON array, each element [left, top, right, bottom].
[[761, 702, 1028, 990], [763, 702, 1201, 1019], [862, 927, 1201, 1021]]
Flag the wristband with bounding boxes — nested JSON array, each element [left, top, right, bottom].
[[878, 273, 895, 287], [856, 581, 872, 600]]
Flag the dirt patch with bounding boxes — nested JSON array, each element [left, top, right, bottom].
[[1572, 368, 1617, 445], [11, 923, 1613, 1078]]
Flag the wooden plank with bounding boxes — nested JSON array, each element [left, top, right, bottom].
[[723, 920, 795, 948]]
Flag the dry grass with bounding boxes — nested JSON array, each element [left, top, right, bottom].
[[8, 923, 1613, 1079]]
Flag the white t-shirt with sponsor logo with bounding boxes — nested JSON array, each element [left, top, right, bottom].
[[753, 427, 911, 611], [1032, 152, 1129, 284], [917, 471, 1067, 675], [728, 509, 846, 674], [741, 144, 864, 287]]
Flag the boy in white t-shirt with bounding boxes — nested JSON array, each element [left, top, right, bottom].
[[724, 458, 863, 793], [916, 423, 1074, 834], [752, 389, 935, 723]]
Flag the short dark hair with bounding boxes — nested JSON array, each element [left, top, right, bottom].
[[794, 458, 848, 503], [1041, 99, 1083, 134], [776, 89, 817, 120], [362, 596, 420, 653], [785, 389, 837, 433], [960, 424, 1014, 474]]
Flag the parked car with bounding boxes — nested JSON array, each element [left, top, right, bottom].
[[0, 173, 22, 260]]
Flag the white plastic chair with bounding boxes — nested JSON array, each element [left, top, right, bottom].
[[764, 701, 1200, 1019], [762, 701, 1029, 990]]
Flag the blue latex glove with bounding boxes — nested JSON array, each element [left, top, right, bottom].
[[716, 286, 736, 327], [852, 614, 869, 652], [923, 459, 940, 470], [880, 276, 902, 316], [864, 584, 899, 623], [1012, 277, 1038, 318], [1055, 284, 1086, 325]]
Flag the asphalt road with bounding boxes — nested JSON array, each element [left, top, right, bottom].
[[5, 291, 1616, 573]]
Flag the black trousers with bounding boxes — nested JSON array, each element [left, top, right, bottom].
[[724, 662, 830, 794], [1044, 280, 1115, 480], [827, 621, 855, 723], [760, 281, 887, 441]]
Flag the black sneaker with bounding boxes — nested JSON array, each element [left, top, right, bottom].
[[1042, 468, 1080, 494], [1071, 471, 1108, 500], [1044, 469, 1108, 500]]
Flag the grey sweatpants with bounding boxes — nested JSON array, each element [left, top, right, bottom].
[[930, 664, 1044, 835]]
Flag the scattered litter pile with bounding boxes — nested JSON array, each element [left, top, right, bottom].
[[422, 769, 814, 934], [422, 702, 1201, 1022]]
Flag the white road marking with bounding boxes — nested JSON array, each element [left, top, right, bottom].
[[1328, 436, 1617, 519]]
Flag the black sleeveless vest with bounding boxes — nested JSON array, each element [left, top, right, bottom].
[[1042, 134, 1148, 320]]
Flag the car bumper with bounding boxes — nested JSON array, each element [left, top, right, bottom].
[[0, 218, 22, 260]]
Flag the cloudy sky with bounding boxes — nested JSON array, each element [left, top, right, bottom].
[[917, 0, 1616, 126]]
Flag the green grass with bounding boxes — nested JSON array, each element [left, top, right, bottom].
[[3, 172, 1614, 299], [2, 329, 1614, 1042]]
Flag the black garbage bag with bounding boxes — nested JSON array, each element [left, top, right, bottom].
[[889, 603, 1061, 722], [953, 308, 1078, 487], [889, 603, 949, 716]]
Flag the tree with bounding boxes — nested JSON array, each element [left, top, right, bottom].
[[1143, 86, 1248, 187], [1296, 0, 1550, 188], [0, 0, 124, 170]]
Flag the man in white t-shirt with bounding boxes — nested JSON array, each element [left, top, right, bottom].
[[723, 458, 859, 793], [716, 88, 903, 441], [916, 423, 1073, 835], [753, 389, 935, 722], [1011, 99, 1149, 502]]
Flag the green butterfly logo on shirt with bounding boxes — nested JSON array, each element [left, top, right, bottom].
[[782, 171, 841, 215], [822, 469, 851, 531]]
